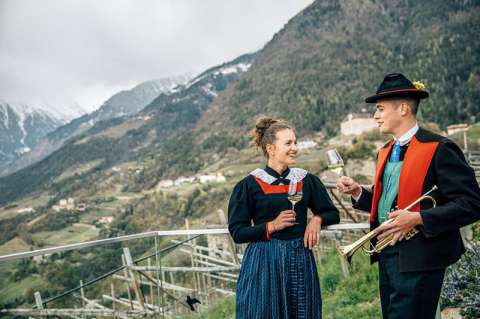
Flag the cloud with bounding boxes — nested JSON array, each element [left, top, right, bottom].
[[0, 0, 313, 112]]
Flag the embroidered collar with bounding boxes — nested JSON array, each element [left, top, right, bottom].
[[264, 166, 290, 179], [250, 167, 307, 185]]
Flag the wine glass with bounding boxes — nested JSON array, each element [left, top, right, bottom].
[[288, 182, 302, 224], [326, 148, 347, 176]]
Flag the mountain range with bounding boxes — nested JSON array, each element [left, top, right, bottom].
[[0, 75, 190, 176], [0, 101, 65, 167], [0, 54, 254, 204], [0, 0, 479, 206]]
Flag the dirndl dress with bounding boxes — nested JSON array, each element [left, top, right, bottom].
[[235, 237, 322, 319]]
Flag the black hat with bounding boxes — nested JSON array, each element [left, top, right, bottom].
[[365, 73, 429, 103]]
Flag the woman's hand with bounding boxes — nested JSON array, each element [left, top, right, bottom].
[[267, 210, 297, 234], [304, 215, 322, 250]]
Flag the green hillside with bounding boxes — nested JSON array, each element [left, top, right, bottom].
[[152, 0, 480, 182], [199, 0, 480, 134]]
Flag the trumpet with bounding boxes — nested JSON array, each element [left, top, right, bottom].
[[337, 185, 438, 262]]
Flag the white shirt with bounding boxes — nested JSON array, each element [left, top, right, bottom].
[[352, 122, 419, 201], [394, 122, 419, 146]]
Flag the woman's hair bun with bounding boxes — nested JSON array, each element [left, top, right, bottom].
[[253, 118, 277, 148], [251, 117, 291, 156]]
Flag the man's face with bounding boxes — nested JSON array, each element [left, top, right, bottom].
[[373, 99, 403, 134]]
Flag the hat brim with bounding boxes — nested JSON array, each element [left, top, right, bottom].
[[365, 88, 429, 103]]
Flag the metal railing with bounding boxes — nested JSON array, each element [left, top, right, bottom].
[[0, 225, 368, 263], [0, 224, 369, 318]]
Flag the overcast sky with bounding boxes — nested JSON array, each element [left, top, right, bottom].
[[0, 0, 313, 114]]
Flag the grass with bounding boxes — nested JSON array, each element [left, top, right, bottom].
[[0, 236, 30, 255], [0, 275, 45, 306], [53, 159, 104, 184], [31, 223, 99, 247], [450, 122, 480, 152], [78, 208, 117, 223], [178, 296, 236, 319], [0, 192, 51, 221], [320, 251, 381, 319]]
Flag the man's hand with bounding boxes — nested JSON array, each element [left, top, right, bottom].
[[377, 210, 424, 246], [336, 176, 362, 198], [304, 215, 322, 250]]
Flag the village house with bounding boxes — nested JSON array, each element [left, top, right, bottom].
[[174, 176, 196, 186], [99, 216, 114, 224], [52, 198, 85, 212], [156, 172, 227, 190], [198, 173, 226, 184], [298, 140, 317, 150], [446, 123, 469, 136], [17, 207, 35, 214], [340, 112, 377, 136]]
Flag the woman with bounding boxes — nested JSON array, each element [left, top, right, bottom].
[[228, 118, 340, 319]]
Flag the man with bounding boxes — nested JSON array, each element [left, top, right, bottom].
[[336, 73, 480, 319]]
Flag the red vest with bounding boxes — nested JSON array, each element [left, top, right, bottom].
[[370, 136, 439, 222]]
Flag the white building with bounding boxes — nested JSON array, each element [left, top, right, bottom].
[[298, 140, 317, 150], [446, 123, 468, 136], [198, 173, 226, 184], [174, 176, 195, 186], [99, 216, 114, 224], [53, 198, 77, 211], [66, 198, 75, 210], [17, 207, 36, 213], [340, 113, 378, 136]]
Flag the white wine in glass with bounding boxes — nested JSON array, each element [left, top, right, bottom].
[[287, 191, 302, 225], [326, 148, 347, 176], [288, 182, 303, 210], [287, 193, 303, 209]]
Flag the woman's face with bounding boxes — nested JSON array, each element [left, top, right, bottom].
[[267, 129, 298, 166]]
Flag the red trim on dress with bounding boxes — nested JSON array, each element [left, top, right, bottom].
[[253, 176, 303, 194], [266, 223, 271, 240]]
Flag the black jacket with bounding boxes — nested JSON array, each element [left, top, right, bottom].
[[354, 128, 480, 272]]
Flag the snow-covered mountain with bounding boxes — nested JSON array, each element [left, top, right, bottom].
[[0, 75, 190, 177], [94, 76, 191, 122], [0, 53, 256, 204], [0, 101, 65, 164]]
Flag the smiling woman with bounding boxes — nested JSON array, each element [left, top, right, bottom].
[[227, 117, 340, 318]]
